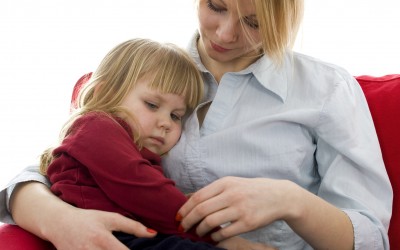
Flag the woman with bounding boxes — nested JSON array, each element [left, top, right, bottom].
[[1, 0, 392, 249]]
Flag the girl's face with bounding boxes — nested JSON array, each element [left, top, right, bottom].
[[121, 78, 187, 155], [197, 0, 261, 65]]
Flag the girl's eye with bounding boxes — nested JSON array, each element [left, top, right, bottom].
[[243, 17, 259, 29], [145, 101, 158, 110], [207, 0, 224, 13], [171, 113, 182, 122]]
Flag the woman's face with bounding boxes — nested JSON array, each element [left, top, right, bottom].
[[197, 0, 261, 65]]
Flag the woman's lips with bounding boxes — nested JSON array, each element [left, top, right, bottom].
[[211, 41, 231, 53]]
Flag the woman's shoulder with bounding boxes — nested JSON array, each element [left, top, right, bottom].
[[284, 52, 361, 105], [290, 51, 354, 82]]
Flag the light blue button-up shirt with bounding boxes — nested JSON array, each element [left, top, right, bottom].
[[162, 34, 392, 249], [0, 35, 392, 249]]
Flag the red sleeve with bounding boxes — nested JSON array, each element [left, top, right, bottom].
[[53, 113, 214, 243]]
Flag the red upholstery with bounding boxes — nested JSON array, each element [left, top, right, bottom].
[[0, 224, 55, 249], [357, 74, 400, 250], [0, 74, 398, 249]]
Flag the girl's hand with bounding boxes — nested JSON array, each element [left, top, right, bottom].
[[176, 176, 297, 242], [217, 236, 277, 250]]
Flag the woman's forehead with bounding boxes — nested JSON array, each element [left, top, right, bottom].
[[217, 0, 257, 15]]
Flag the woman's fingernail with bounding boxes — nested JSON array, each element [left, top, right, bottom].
[[175, 213, 183, 221], [178, 224, 185, 232], [146, 228, 157, 234]]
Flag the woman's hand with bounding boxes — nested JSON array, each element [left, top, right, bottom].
[[49, 208, 157, 250], [217, 236, 277, 250], [11, 182, 156, 250], [176, 176, 354, 250], [176, 176, 295, 242]]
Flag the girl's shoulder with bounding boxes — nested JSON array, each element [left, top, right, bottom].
[[72, 112, 131, 135]]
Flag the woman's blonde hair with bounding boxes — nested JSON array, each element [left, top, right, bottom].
[[40, 38, 203, 175], [196, 0, 304, 65], [253, 0, 304, 65]]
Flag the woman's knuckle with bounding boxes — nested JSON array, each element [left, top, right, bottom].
[[203, 216, 216, 227], [196, 203, 209, 217], [191, 192, 204, 203]]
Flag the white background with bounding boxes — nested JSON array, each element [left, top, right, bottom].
[[1, 0, 399, 187]]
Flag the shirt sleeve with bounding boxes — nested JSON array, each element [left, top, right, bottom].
[[314, 70, 392, 250], [0, 165, 50, 224], [50, 114, 214, 243]]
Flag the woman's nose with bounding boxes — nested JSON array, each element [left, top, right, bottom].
[[216, 17, 239, 43]]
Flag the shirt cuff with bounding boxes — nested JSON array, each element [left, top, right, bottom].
[[344, 209, 389, 250], [1, 165, 50, 224]]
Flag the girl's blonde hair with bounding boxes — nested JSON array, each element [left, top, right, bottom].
[[40, 38, 203, 175]]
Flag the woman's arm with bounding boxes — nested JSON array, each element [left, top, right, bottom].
[[177, 71, 391, 250], [10, 181, 156, 250], [177, 177, 354, 250]]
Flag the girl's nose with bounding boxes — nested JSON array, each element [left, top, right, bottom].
[[158, 114, 171, 131]]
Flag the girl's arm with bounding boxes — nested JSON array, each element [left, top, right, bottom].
[[49, 113, 215, 242], [10, 181, 155, 250]]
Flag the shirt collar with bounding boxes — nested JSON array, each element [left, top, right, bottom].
[[187, 32, 208, 73], [187, 32, 289, 102], [251, 55, 289, 102]]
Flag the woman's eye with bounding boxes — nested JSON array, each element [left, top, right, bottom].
[[207, 0, 223, 13], [243, 17, 259, 29], [145, 102, 158, 110]]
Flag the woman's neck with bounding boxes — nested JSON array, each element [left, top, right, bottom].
[[197, 39, 261, 83]]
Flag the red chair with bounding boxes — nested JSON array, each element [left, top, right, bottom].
[[0, 74, 399, 249], [357, 74, 400, 250]]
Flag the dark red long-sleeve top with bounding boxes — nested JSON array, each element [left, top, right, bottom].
[[47, 112, 213, 243]]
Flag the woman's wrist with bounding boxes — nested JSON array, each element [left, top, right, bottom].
[[278, 180, 309, 223], [10, 181, 68, 241], [277, 180, 354, 249]]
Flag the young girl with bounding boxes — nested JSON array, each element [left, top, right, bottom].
[[38, 39, 261, 250]]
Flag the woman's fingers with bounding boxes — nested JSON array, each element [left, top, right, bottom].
[[178, 179, 225, 218], [178, 176, 288, 241], [177, 181, 226, 229], [107, 212, 157, 238], [211, 219, 257, 242], [53, 209, 156, 250], [194, 206, 237, 237]]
